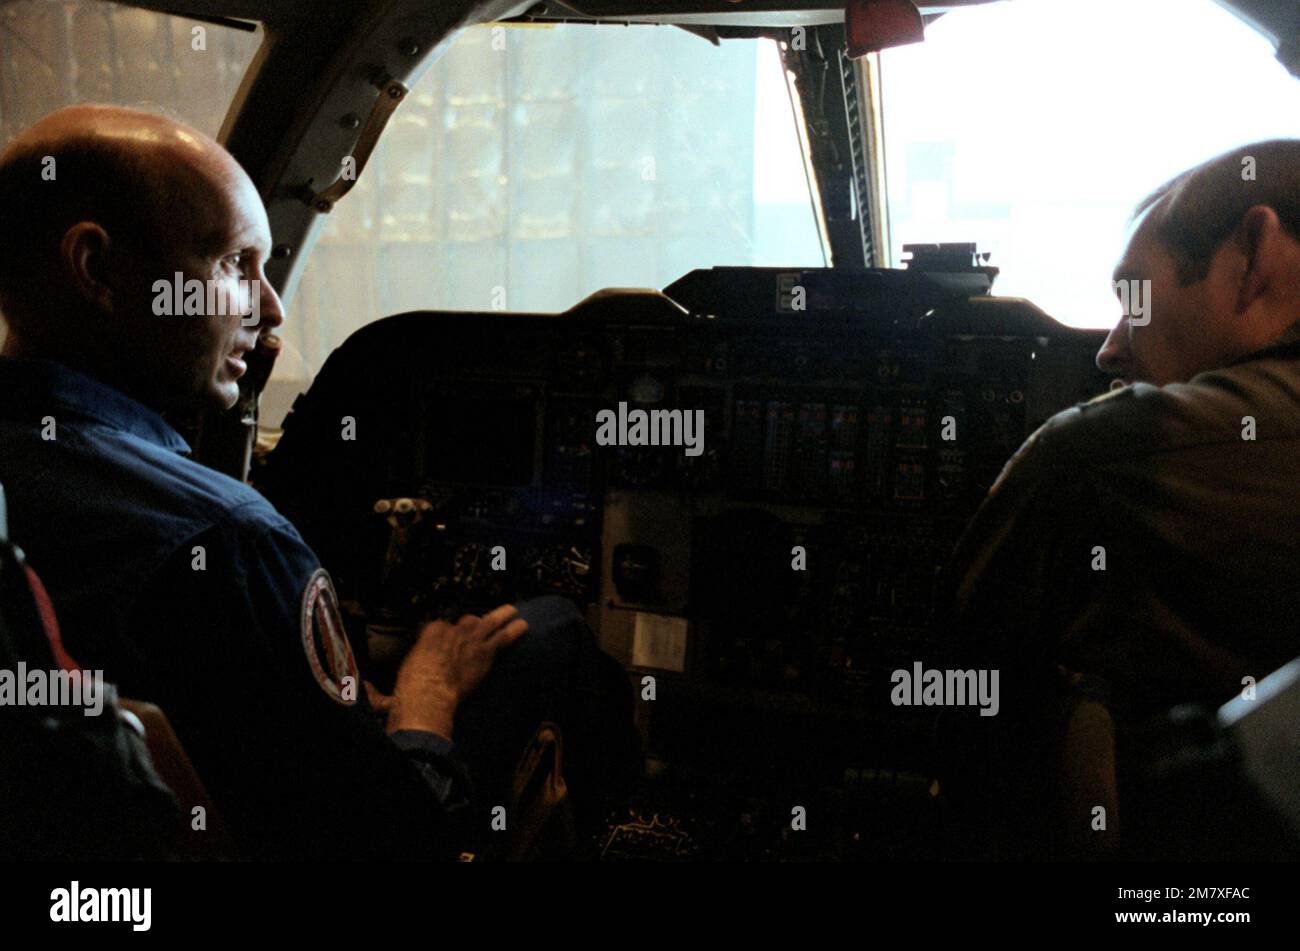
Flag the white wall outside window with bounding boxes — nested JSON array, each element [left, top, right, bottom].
[[880, 0, 1300, 330], [273, 25, 823, 428]]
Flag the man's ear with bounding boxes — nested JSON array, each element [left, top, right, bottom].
[[1233, 204, 1283, 315], [58, 221, 115, 312]]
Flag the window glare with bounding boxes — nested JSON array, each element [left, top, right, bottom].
[[880, 0, 1300, 328]]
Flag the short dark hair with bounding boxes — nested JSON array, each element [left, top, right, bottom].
[[0, 135, 179, 318], [1133, 138, 1300, 285]]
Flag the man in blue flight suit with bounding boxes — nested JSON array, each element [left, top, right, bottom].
[[0, 105, 632, 859]]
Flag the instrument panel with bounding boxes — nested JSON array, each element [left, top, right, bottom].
[[257, 261, 1109, 760]]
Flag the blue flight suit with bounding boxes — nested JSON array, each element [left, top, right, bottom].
[[0, 356, 478, 859]]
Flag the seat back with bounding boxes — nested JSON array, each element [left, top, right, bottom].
[[1067, 659, 1300, 861], [0, 482, 228, 859], [117, 699, 236, 859]]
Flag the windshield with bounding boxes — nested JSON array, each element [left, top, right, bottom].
[[269, 24, 824, 427]]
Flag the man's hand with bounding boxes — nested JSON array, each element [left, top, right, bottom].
[[384, 604, 529, 739]]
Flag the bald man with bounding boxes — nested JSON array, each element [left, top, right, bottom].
[[0, 106, 553, 859], [938, 139, 1300, 856]]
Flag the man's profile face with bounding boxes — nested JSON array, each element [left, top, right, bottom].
[[112, 160, 284, 413], [1096, 205, 1226, 387]]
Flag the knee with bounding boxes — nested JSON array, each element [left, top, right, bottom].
[[512, 595, 585, 638], [494, 596, 591, 673]]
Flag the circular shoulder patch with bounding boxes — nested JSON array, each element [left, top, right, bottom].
[[300, 568, 360, 705]]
